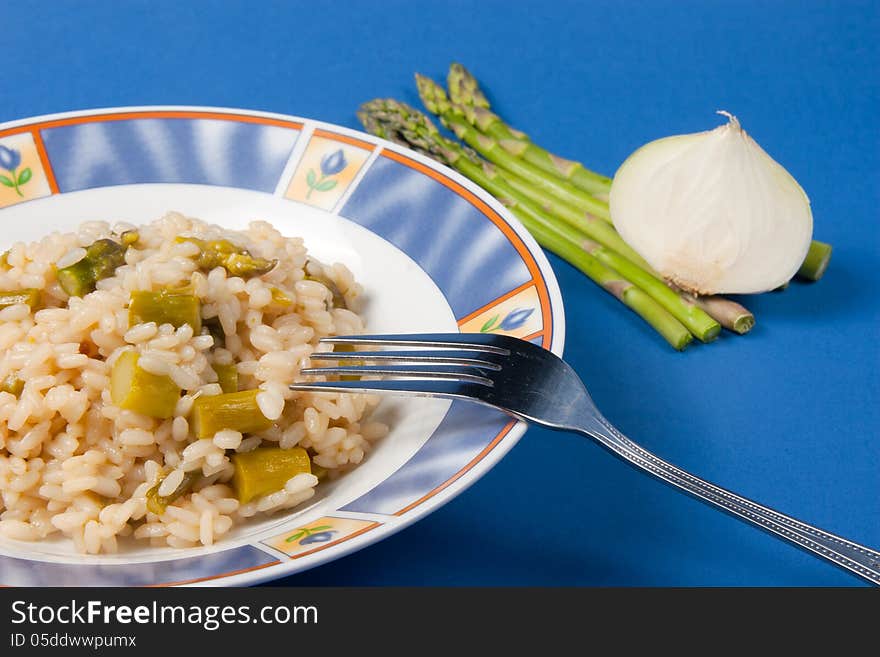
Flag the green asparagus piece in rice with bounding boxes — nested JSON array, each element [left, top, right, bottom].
[[128, 290, 202, 332], [0, 374, 24, 397], [119, 229, 140, 247], [145, 470, 198, 515], [232, 447, 311, 504], [191, 389, 274, 439], [56, 238, 128, 298], [110, 350, 181, 419], [212, 362, 239, 394], [176, 237, 277, 278], [269, 286, 294, 308], [202, 317, 225, 346], [0, 288, 41, 310], [303, 262, 347, 308]]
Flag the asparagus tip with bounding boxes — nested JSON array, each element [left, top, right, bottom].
[[415, 73, 449, 115]]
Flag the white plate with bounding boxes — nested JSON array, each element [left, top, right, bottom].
[[0, 107, 564, 585]]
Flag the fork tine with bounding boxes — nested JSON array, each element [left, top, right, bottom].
[[319, 333, 510, 354], [300, 365, 494, 386], [289, 378, 490, 399], [309, 350, 502, 370]]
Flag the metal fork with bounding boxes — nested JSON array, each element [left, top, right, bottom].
[[290, 333, 880, 585]]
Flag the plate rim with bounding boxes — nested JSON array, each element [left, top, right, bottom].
[[0, 104, 566, 586]]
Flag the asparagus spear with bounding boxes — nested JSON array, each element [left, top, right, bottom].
[[447, 63, 829, 283], [580, 238, 720, 342], [359, 100, 693, 350], [416, 75, 612, 221], [686, 293, 755, 334], [498, 169, 651, 271], [797, 240, 832, 281], [447, 63, 611, 199]]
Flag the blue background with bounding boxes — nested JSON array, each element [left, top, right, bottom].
[[2, 1, 877, 586]]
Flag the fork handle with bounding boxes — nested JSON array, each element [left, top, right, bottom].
[[586, 416, 880, 585]]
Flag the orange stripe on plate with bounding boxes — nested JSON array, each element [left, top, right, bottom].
[[381, 149, 553, 350], [150, 559, 280, 587], [31, 129, 59, 194], [312, 128, 376, 151], [521, 329, 544, 343], [457, 280, 535, 326], [394, 419, 517, 517], [288, 522, 381, 561], [0, 110, 303, 139]]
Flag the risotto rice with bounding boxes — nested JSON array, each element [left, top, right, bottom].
[[0, 212, 387, 553]]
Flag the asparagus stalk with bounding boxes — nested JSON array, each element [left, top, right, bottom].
[[358, 100, 693, 350], [797, 240, 832, 281], [416, 74, 612, 221], [579, 238, 720, 342], [447, 63, 611, 198], [498, 170, 651, 271], [686, 293, 755, 334]]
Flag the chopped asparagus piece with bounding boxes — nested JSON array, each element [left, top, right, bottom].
[[304, 263, 346, 308], [202, 317, 225, 346], [0, 374, 24, 397], [57, 238, 127, 297], [191, 389, 274, 439], [120, 230, 140, 247], [212, 362, 239, 394], [0, 288, 41, 310], [176, 237, 277, 278], [269, 286, 294, 308], [145, 471, 197, 515], [128, 290, 202, 332], [110, 350, 181, 418], [333, 343, 361, 380], [232, 447, 311, 504]]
